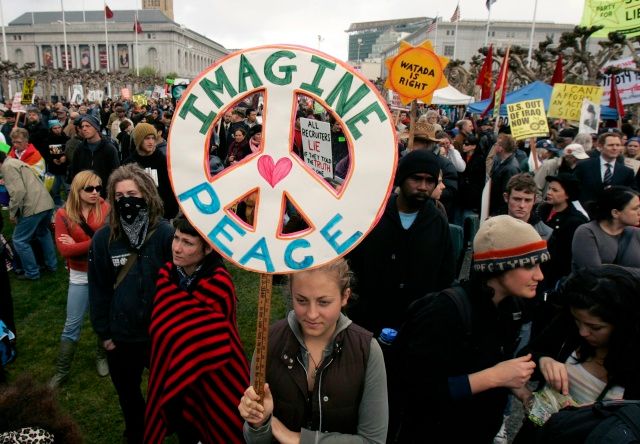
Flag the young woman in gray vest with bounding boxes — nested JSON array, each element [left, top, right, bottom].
[[238, 258, 388, 443]]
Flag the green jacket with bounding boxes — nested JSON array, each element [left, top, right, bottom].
[[0, 157, 54, 219]]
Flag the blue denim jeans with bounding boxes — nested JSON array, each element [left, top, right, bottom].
[[50, 174, 68, 207], [12, 209, 57, 279], [61, 282, 89, 342]]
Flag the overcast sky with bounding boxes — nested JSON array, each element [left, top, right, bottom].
[[4, 0, 586, 60]]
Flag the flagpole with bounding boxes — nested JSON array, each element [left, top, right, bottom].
[[527, 0, 538, 66], [485, 3, 492, 47], [104, 2, 110, 74], [453, 3, 459, 59], [104, 1, 112, 98], [61, 0, 69, 70], [0, 0, 11, 97], [82, 0, 86, 22], [434, 14, 439, 51], [135, 10, 140, 76]]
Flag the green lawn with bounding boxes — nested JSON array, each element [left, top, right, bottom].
[[2, 210, 287, 443]]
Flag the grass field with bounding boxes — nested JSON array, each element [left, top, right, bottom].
[[2, 210, 288, 443]]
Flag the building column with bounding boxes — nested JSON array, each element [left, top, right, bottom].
[[36, 45, 42, 69], [53, 45, 60, 69]]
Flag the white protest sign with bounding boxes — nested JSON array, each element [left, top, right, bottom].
[[152, 85, 165, 99], [300, 117, 333, 179], [579, 99, 600, 134], [87, 90, 104, 102], [71, 84, 84, 104], [11, 93, 25, 113], [600, 57, 640, 105], [168, 45, 396, 273]]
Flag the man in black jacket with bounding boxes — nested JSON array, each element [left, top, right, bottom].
[[574, 132, 635, 207], [347, 150, 455, 336], [490, 134, 521, 216], [123, 123, 178, 219], [68, 115, 120, 197]]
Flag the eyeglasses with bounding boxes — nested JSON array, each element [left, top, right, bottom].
[[83, 185, 102, 193]]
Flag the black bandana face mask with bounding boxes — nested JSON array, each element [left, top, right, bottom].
[[116, 196, 147, 222]]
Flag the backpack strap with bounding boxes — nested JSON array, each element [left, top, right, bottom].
[[443, 286, 472, 336], [112, 226, 157, 290]]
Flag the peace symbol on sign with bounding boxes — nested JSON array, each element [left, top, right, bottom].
[[168, 45, 397, 273]]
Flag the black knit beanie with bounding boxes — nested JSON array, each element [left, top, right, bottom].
[[395, 149, 441, 186]]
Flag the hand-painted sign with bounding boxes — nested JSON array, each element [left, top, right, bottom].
[[169, 45, 396, 273], [548, 83, 603, 121], [300, 117, 333, 179], [21, 79, 35, 105], [384, 40, 449, 105]]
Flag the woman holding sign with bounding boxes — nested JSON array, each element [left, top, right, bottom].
[[238, 258, 388, 443]]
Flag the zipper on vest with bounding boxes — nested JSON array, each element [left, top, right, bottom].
[[316, 357, 334, 434]]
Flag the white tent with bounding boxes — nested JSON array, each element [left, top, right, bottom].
[[431, 85, 474, 105]]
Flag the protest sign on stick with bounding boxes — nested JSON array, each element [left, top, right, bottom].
[[168, 44, 396, 400], [21, 78, 35, 105], [506, 99, 549, 141], [548, 83, 603, 121]]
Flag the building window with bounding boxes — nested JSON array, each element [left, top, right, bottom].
[[446, 30, 455, 36], [444, 45, 454, 57]]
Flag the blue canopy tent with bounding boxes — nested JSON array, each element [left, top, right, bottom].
[[466, 81, 619, 120]]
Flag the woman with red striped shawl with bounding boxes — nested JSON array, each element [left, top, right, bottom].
[[144, 215, 249, 443]]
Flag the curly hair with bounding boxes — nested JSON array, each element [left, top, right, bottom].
[[0, 374, 82, 443], [106, 163, 164, 241], [556, 265, 640, 388]]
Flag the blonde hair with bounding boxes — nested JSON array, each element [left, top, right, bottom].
[[289, 257, 354, 298], [65, 170, 104, 225]]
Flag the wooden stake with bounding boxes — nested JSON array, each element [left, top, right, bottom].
[[408, 100, 417, 150], [530, 137, 539, 171], [253, 273, 273, 403]]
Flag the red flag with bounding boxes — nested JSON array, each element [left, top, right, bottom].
[[104, 5, 114, 19], [134, 19, 143, 34], [475, 45, 493, 100], [427, 18, 437, 34], [481, 46, 510, 118], [609, 74, 625, 119], [450, 4, 461, 22], [550, 54, 564, 85]]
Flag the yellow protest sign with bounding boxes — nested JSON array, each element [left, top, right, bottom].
[[580, 0, 640, 39], [132, 94, 148, 106], [21, 78, 35, 105], [548, 83, 603, 121], [384, 40, 449, 105], [507, 99, 549, 140]]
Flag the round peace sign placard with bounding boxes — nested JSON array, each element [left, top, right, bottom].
[[168, 45, 397, 273]]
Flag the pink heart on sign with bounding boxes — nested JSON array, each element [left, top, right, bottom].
[[257, 155, 292, 188]]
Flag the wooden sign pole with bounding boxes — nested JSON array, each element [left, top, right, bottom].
[[530, 137, 540, 171], [408, 100, 417, 150], [253, 273, 273, 403]]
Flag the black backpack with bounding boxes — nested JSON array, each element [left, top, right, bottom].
[[536, 400, 640, 444]]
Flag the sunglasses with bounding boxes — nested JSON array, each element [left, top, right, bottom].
[[83, 185, 102, 193]]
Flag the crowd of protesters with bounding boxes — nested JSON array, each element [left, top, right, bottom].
[[0, 91, 639, 444]]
